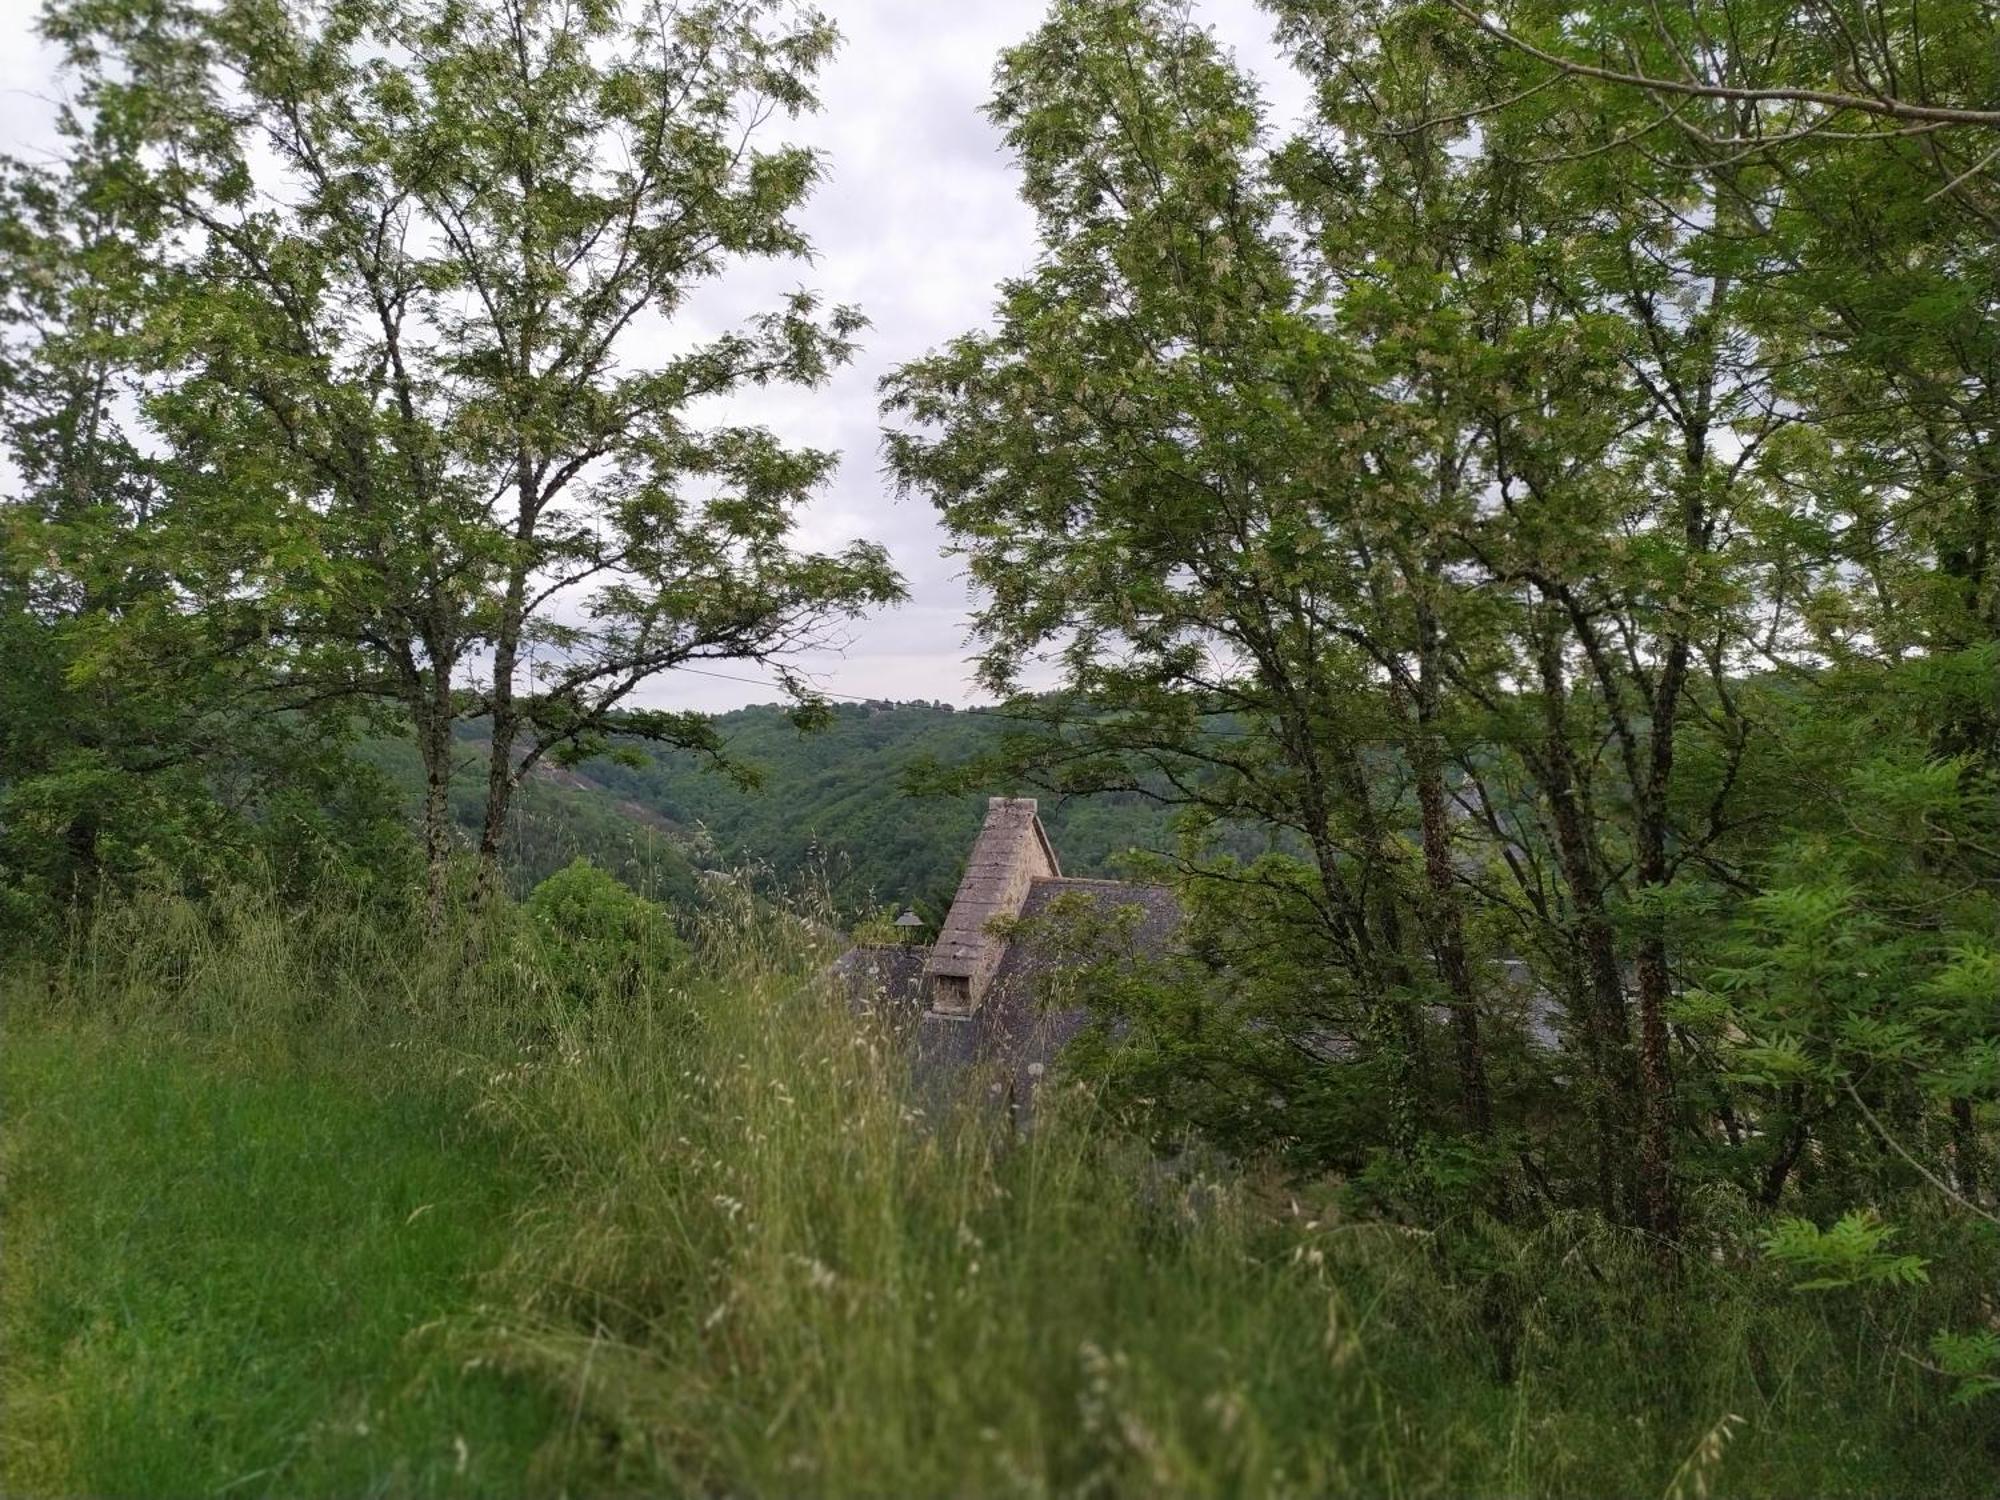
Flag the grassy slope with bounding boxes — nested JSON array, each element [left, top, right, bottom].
[[0, 1025, 583, 1498], [4, 886, 1994, 1496], [495, 935, 1989, 1498]]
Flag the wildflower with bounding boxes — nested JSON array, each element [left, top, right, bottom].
[[799, 1256, 837, 1291]]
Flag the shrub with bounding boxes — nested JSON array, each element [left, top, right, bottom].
[[523, 857, 686, 1006]]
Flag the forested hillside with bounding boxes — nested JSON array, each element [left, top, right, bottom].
[[562, 700, 1198, 915], [360, 732, 708, 908], [362, 700, 1195, 917]]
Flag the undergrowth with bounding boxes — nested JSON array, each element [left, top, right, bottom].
[[3, 877, 1994, 1496]]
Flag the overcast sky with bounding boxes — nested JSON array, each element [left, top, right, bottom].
[[0, 0, 1307, 713]]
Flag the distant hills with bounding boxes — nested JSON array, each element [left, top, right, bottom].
[[363, 700, 1189, 919]]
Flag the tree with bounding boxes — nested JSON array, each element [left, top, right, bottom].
[[38, 0, 902, 915], [888, 0, 1997, 1254], [1433, 0, 2000, 215], [523, 855, 686, 1004], [1, 137, 393, 925], [886, 0, 1508, 1178], [1378, 0, 2000, 1232]]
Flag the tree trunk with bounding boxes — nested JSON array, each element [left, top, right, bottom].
[[1414, 752, 1489, 1136], [476, 685, 518, 908], [1757, 1088, 1810, 1206], [1633, 634, 1690, 1240], [1408, 596, 1491, 1137], [1951, 1096, 1982, 1201], [63, 807, 101, 911], [476, 464, 537, 906], [417, 689, 455, 930], [1334, 744, 1433, 1111], [1532, 609, 1638, 1216], [1409, 755, 1488, 1139], [1305, 743, 1425, 1157]]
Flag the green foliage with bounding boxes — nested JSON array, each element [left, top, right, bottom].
[[1929, 1332, 2000, 1406], [523, 858, 673, 946], [883, 0, 2000, 1261], [1762, 1212, 1931, 1293], [20, 0, 902, 899], [5, 0, 2000, 1471], [847, 905, 906, 946], [522, 857, 685, 1005], [0, 145, 409, 934], [0, 734, 419, 951]]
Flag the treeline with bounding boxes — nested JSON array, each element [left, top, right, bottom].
[[552, 701, 1249, 916], [352, 701, 1202, 915]]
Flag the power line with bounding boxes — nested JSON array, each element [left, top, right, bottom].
[[666, 663, 922, 705]]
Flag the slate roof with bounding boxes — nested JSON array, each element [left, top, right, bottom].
[[826, 794, 1568, 1120], [829, 875, 1182, 1117], [1006, 877, 1183, 971], [827, 942, 930, 1016], [916, 877, 1178, 1099]]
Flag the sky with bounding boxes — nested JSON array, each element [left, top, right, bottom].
[[0, 0, 1309, 713]]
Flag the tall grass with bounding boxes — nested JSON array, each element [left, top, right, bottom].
[[481, 904, 1992, 1497], [6, 876, 1995, 1496]]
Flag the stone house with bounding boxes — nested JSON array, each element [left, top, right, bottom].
[[830, 796, 1179, 1103], [830, 794, 1565, 1110]]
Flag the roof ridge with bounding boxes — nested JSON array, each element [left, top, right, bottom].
[[1033, 875, 1172, 890]]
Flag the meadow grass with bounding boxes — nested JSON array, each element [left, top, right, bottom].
[[3, 879, 1994, 1496], [0, 1023, 580, 1497]]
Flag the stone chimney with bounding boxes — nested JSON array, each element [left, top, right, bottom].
[[922, 797, 1060, 1016]]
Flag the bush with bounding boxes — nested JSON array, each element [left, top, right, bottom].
[[522, 857, 687, 1007]]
